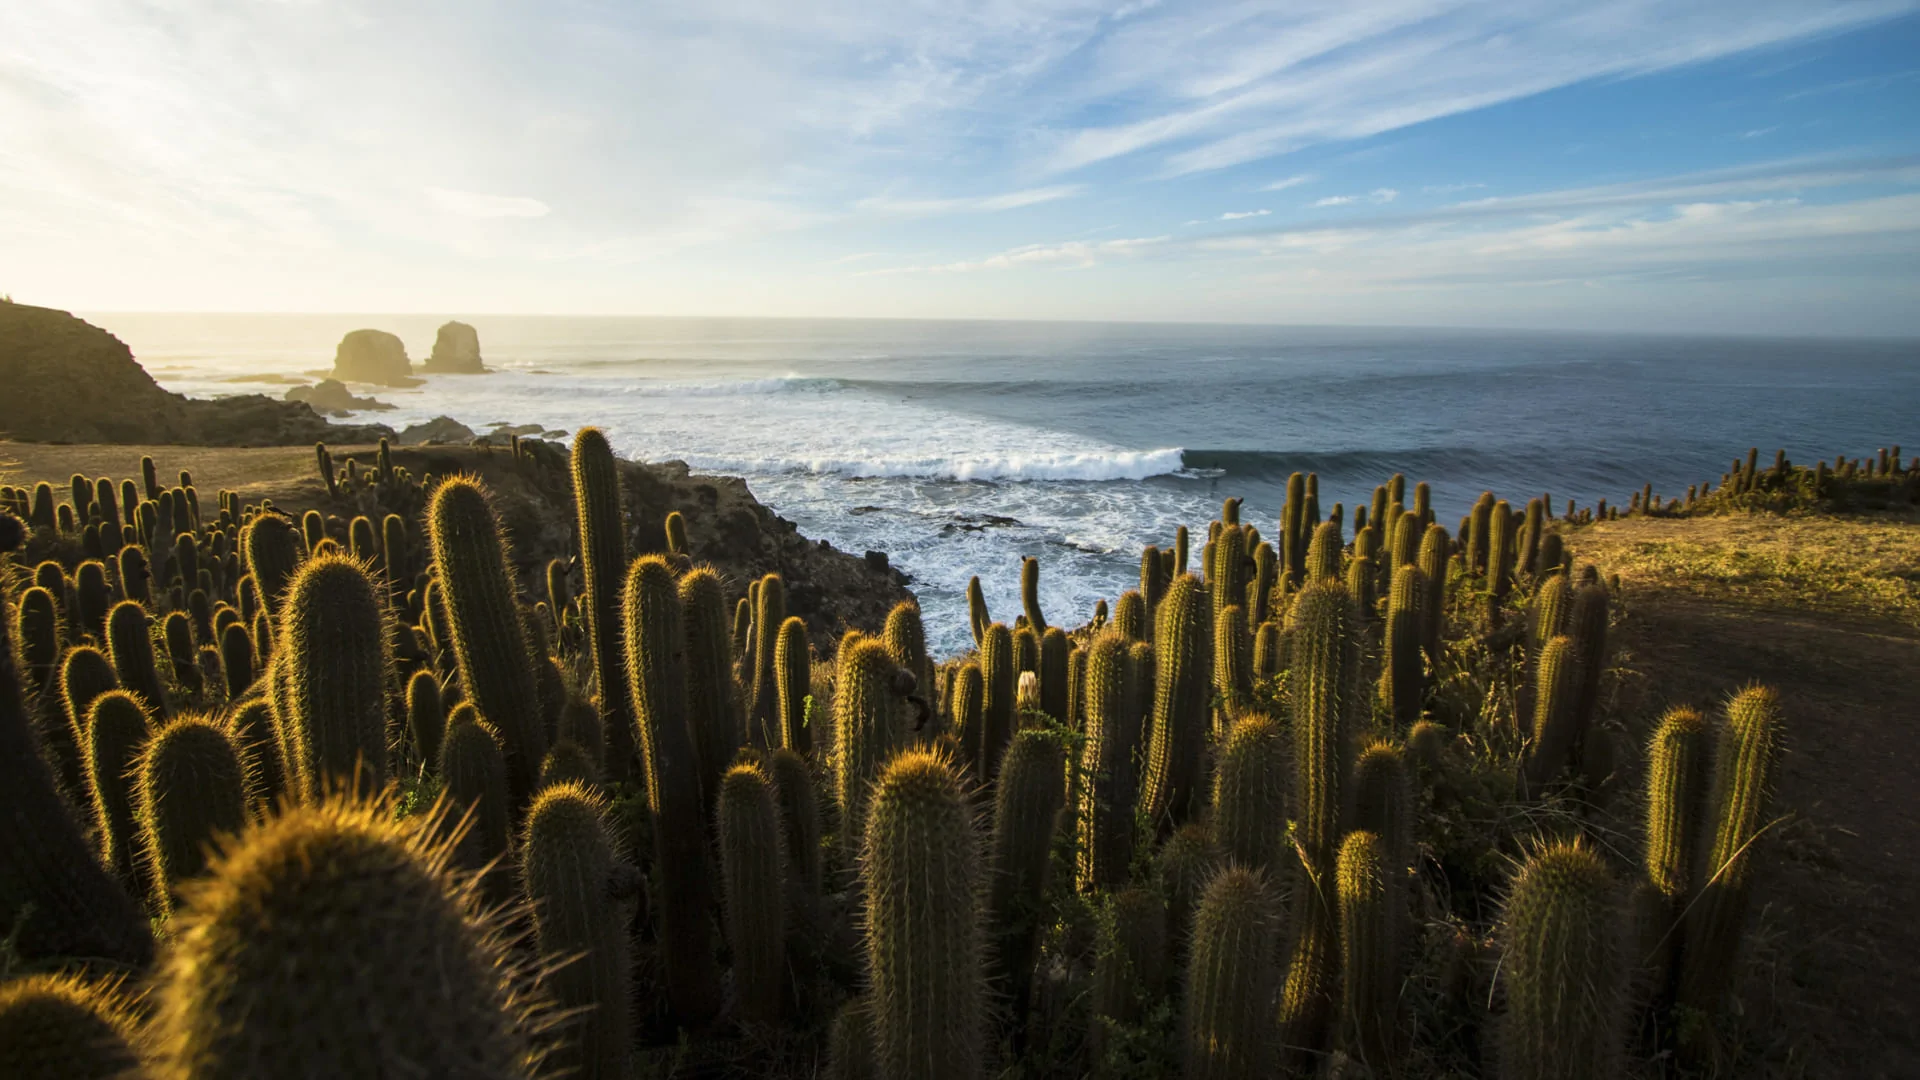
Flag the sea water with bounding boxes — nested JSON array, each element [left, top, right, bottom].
[[90, 313, 1920, 656]]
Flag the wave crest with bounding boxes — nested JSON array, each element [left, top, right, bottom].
[[679, 447, 1186, 483]]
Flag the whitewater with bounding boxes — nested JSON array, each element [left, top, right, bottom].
[[94, 313, 1920, 656]]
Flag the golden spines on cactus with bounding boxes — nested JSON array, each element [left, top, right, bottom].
[[1337, 830, 1399, 1070], [569, 428, 634, 783], [978, 621, 1016, 779], [1212, 601, 1251, 719], [1141, 574, 1210, 830], [85, 689, 152, 889], [1498, 837, 1626, 1080], [1380, 563, 1426, 730], [0, 972, 143, 1080], [1210, 711, 1287, 878], [775, 615, 813, 754], [716, 762, 790, 1029], [1077, 631, 1140, 893], [834, 635, 906, 845], [520, 781, 630, 1078], [860, 749, 985, 1080], [749, 573, 786, 739], [987, 728, 1067, 1023], [278, 552, 391, 798], [679, 566, 741, 800], [438, 703, 512, 896], [136, 712, 251, 914], [1183, 865, 1283, 1080], [150, 795, 547, 1079]]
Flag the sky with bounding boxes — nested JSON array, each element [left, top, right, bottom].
[[3, 0, 1919, 335]]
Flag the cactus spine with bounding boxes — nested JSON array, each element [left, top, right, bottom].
[[427, 476, 546, 799], [1213, 601, 1251, 719], [966, 575, 990, 648], [775, 615, 813, 754], [750, 573, 786, 741], [770, 746, 823, 896], [1531, 570, 1571, 654], [621, 553, 722, 1023], [979, 622, 1016, 779], [988, 728, 1067, 1020], [1077, 631, 1141, 892], [718, 762, 789, 1026], [438, 704, 512, 894], [151, 797, 541, 1078], [835, 635, 905, 844], [1211, 711, 1288, 877], [1498, 839, 1625, 1080], [1337, 830, 1398, 1069], [241, 514, 303, 621], [949, 661, 983, 774], [106, 599, 168, 718], [228, 696, 286, 807], [136, 713, 250, 914], [679, 567, 740, 804], [1678, 686, 1783, 1024], [521, 781, 630, 1078], [1141, 574, 1210, 829], [85, 690, 152, 889], [1021, 555, 1047, 633], [0, 972, 143, 1080], [1524, 636, 1582, 793], [570, 428, 635, 782], [861, 749, 984, 1080], [1382, 563, 1426, 729], [407, 668, 445, 773], [1183, 866, 1282, 1080], [279, 553, 390, 797]]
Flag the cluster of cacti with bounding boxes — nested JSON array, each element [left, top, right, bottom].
[[0, 437, 1811, 1080]]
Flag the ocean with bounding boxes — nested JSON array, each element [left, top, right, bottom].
[[88, 313, 1920, 657]]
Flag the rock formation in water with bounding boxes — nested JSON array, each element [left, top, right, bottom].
[[0, 301, 393, 446], [330, 329, 420, 386], [285, 379, 395, 415], [423, 320, 486, 374]]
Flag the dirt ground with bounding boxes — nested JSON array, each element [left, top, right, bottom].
[[1575, 511, 1920, 1077]]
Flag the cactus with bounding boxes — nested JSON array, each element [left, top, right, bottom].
[[1038, 625, 1070, 722], [979, 622, 1016, 779], [85, 690, 152, 888], [835, 635, 906, 844], [300, 509, 324, 555], [621, 553, 723, 1024], [136, 713, 250, 914], [988, 728, 1067, 1021], [1183, 866, 1282, 1080], [1416, 524, 1449, 660], [228, 696, 286, 807], [775, 616, 813, 753], [570, 428, 635, 782], [15, 586, 60, 693], [401, 668, 442, 774], [1468, 492, 1494, 575], [827, 997, 877, 1080], [1213, 602, 1251, 719], [1519, 498, 1544, 578], [1286, 579, 1357, 880], [1141, 574, 1210, 829], [538, 739, 598, 789], [1076, 631, 1140, 892], [1678, 686, 1783, 1025], [1639, 706, 1711, 991], [438, 704, 512, 896], [218, 618, 254, 700], [1489, 499, 1514, 602], [150, 796, 543, 1078], [1067, 642, 1086, 730], [60, 643, 118, 753], [164, 609, 199, 692], [769, 746, 823, 896], [1523, 635, 1582, 794], [1210, 711, 1287, 877], [1305, 518, 1342, 582], [1381, 564, 1426, 729], [750, 573, 786, 739], [1252, 620, 1282, 680], [241, 513, 303, 620], [1021, 555, 1047, 633], [663, 509, 689, 556], [1498, 838, 1625, 1080], [1537, 531, 1565, 577], [717, 762, 789, 1026], [1337, 830, 1397, 1069], [279, 554, 390, 797], [1155, 822, 1217, 974], [966, 575, 990, 648], [1174, 524, 1190, 576], [1282, 471, 1307, 585], [0, 603, 153, 966], [1345, 554, 1376, 618], [106, 599, 169, 718], [520, 781, 629, 1078], [1568, 580, 1610, 753], [427, 476, 546, 799], [861, 749, 985, 1080], [680, 567, 741, 801], [885, 600, 933, 718], [0, 972, 143, 1080], [1139, 546, 1168, 612], [949, 662, 983, 774], [1531, 570, 1571, 654], [1113, 589, 1147, 641], [1090, 886, 1167, 1052]]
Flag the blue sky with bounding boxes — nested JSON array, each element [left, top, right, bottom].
[[3, 0, 1918, 334]]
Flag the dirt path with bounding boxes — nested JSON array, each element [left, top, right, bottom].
[[1580, 515, 1920, 1076]]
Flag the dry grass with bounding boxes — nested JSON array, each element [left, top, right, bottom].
[[1566, 510, 1920, 628]]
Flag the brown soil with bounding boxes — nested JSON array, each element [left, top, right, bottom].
[[1576, 512, 1920, 1077]]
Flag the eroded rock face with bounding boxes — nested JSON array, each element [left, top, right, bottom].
[[331, 329, 419, 386], [424, 320, 485, 373]]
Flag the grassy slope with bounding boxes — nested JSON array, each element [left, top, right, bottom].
[[1575, 508, 1920, 1075]]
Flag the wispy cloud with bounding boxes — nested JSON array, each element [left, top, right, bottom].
[[1260, 174, 1314, 192], [854, 185, 1086, 217], [426, 188, 551, 219], [1315, 188, 1399, 207], [1423, 182, 1487, 194], [861, 236, 1170, 275], [1740, 126, 1780, 139]]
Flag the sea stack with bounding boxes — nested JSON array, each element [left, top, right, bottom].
[[331, 329, 418, 386], [424, 320, 486, 374]]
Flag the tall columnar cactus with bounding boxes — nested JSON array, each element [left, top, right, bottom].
[[1381, 564, 1427, 729], [428, 476, 546, 799], [0, 603, 152, 967], [1250, 542, 1275, 626], [1568, 580, 1610, 750], [775, 615, 813, 754], [407, 668, 446, 773], [679, 567, 741, 801], [1416, 524, 1449, 659], [570, 428, 635, 782], [717, 762, 789, 1027], [164, 610, 199, 691], [520, 781, 630, 1078], [1252, 620, 1282, 680], [949, 661, 983, 774], [136, 713, 249, 914], [621, 553, 723, 1024], [106, 599, 169, 718], [0, 971, 144, 1080], [1076, 632, 1139, 892], [1210, 711, 1288, 877], [1113, 589, 1147, 642], [1184, 866, 1283, 1080], [1140, 547, 1168, 613], [1531, 570, 1571, 654], [81, 556, 117, 630], [1306, 519, 1343, 582], [85, 690, 152, 889], [988, 728, 1067, 1021], [1021, 555, 1047, 633], [1537, 531, 1565, 578], [150, 797, 542, 1078], [1498, 838, 1625, 1080], [1091, 885, 1167, 1060], [750, 574, 787, 739], [1519, 498, 1544, 579], [280, 554, 390, 798], [60, 644, 118, 754], [1523, 635, 1582, 794], [15, 586, 60, 694], [663, 510, 689, 556], [979, 622, 1016, 779], [438, 704, 512, 898], [1174, 525, 1190, 576], [1337, 830, 1398, 1070], [835, 635, 905, 844], [1639, 705, 1710, 987], [1489, 499, 1514, 603], [1678, 686, 1783, 1025], [219, 619, 254, 700], [1346, 554, 1376, 619], [885, 600, 933, 714], [770, 746, 823, 897], [1212, 602, 1251, 719], [228, 696, 286, 807], [967, 575, 990, 648], [242, 513, 303, 621], [1141, 574, 1210, 829], [861, 749, 985, 1080], [1038, 626, 1070, 722], [1282, 471, 1308, 585], [1468, 492, 1494, 576]]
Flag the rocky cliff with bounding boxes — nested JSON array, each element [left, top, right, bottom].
[[423, 320, 486, 373], [0, 302, 393, 446], [331, 328, 420, 386]]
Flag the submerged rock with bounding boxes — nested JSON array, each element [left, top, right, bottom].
[[331, 329, 420, 387], [423, 320, 486, 374], [285, 379, 394, 413]]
